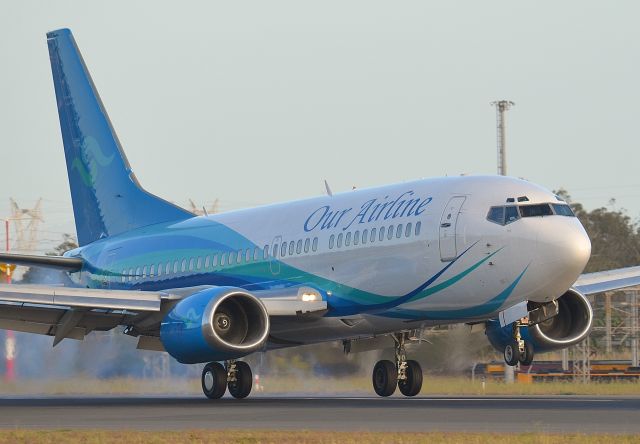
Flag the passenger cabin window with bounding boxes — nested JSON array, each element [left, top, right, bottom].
[[387, 225, 394, 240], [370, 228, 377, 242], [405, 223, 412, 238], [362, 229, 368, 244], [329, 235, 335, 249], [354, 230, 360, 245], [345, 232, 351, 246], [396, 224, 403, 238], [415, 222, 421, 236], [304, 238, 310, 253], [379, 227, 385, 241], [289, 241, 295, 256], [337, 233, 343, 248], [312, 237, 318, 251], [296, 240, 302, 254]]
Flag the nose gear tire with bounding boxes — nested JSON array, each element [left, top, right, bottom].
[[518, 341, 535, 366], [504, 340, 520, 366]]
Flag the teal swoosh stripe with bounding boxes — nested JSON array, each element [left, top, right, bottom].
[[407, 247, 503, 303], [381, 265, 529, 320]]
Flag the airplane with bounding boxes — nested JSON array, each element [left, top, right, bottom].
[[1, 28, 639, 399]]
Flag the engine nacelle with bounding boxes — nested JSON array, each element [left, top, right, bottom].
[[486, 288, 593, 354], [160, 287, 269, 364]]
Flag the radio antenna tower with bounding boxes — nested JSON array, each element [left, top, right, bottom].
[[491, 100, 515, 176], [9, 198, 44, 253]]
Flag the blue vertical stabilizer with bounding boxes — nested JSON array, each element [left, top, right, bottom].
[[47, 28, 193, 246]]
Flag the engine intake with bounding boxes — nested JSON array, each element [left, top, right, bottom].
[[160, 287, 269, 363], [486, 288, 593, 354], [528, 288, 593, 349]]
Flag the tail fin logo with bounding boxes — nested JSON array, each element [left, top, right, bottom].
[[71, 136, 115, 187]]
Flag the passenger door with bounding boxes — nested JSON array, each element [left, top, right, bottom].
[[270, 235, 282, 275], [439, 196, 466, 262]]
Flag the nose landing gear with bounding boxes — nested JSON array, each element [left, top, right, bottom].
[[503, 319, 535, 367], [372, 332, 423, 397], [201, 359, 254, 399]]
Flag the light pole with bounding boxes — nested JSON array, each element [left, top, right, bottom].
[[3, 219, 15, 382]]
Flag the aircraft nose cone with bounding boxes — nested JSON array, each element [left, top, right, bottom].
[[533, 218, 591, 301], [559, 221, 591, 273]]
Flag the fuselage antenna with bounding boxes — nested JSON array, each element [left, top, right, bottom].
[[324, 180, 333, 197]]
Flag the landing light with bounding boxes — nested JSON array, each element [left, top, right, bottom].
[[301, 292, 320, 302]]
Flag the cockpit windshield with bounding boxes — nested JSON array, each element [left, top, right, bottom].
[[487, 203, 574, 226]]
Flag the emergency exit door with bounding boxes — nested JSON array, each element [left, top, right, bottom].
[[439, 196, 466, 262]]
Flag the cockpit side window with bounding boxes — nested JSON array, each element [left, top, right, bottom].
[[487, 206, 505, 225], [552, 203, 575, 217], [520, 204, 553, 218]]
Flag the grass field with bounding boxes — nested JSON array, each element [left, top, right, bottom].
[[0, 375, 639, 396], [0, 431, 639, 444]]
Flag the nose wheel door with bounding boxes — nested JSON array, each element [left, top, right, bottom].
[[439, 196, 466, 262]]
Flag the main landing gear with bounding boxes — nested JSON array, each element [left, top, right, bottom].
[[201, 360, 253, 399], [372, 333, 423, 397], [503, 319, 534, 367]]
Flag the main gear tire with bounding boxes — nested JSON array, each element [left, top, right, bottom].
[[202, 362, 227, 399], [398, 360, 423, 397], [228, 361, 253, 399], [372, 360, 397, 397]]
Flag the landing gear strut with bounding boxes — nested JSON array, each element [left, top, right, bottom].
[[372, 333, 423, 397], [504, 318, 535, 367], [201, 360, 253, 399]]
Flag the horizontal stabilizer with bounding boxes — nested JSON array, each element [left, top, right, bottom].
[[0, 253, 83, 272]]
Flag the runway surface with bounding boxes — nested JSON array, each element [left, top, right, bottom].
[[0, 396, 638, 434]]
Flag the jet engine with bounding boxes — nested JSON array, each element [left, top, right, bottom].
[[485, 288, 593, 354], [160, 287, 270, 364]]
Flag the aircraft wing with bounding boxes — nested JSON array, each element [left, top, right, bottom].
[[0, 283, 327, 348], [574, 266, 640, 295]]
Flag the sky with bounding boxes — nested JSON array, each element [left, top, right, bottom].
[[1, 1, 639, 252]]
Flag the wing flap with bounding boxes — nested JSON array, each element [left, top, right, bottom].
[[0, 284, 163, 311]]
